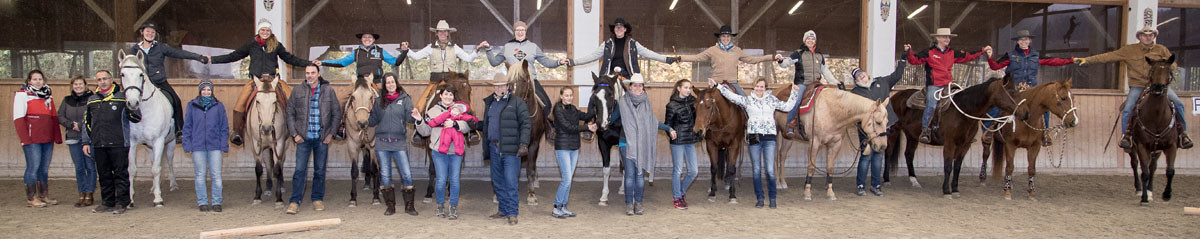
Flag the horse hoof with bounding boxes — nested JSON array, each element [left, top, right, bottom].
[[1004, 196, 1012, 200], [952, 192, 961, 198], [1147, 191, 1154, 201], [372, 199, 381, 206], [1140, 201, 1151, 207], [253, 200, 262, 205], [944, 194, 954, 200], [803, 196, 812, 201], [423, 198, 433, 204], [528, 197, 539, 206], [1133, 191, 1142, 197], [598, 201, 608, 207], [264, 191, 272, 197], [274, 203, 284, 209], [827, 194, 838, 201], [883, 182, 892, 186], [154, 202, 164, 207], [909, 177, 922, 188], [169, 186, 179, 192], [1028, 196, 1038, 202], [348, 201, 357, 207], [728, 198, 738, 204], [708, 196, 716, 202]]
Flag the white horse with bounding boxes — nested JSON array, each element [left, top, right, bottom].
[[118, 50, 178, 207]]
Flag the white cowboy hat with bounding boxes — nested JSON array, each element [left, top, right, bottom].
[[1137, 26, 1158, 36], [622, 73, 646, 84], [430, 20, 458, 33], [930, 28, 957, 37]]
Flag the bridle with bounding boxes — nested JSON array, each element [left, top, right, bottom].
[[120, 63, 158, 103], [1134, 63, 1177, 146], [937, 80, 1023, 132]]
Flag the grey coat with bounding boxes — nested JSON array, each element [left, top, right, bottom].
[[286, 78, 342, 141], [368, 91, 416, 151], [58, 91, 92, 143], [486, 39, 563, 79]]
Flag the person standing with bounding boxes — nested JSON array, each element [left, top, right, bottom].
[[60, 75, 96, 208], [15, 70, 63, 208], [415, 84, 473, 220], [614, 74, 672, 215], [549, 87, 597, 218], [284, 65, 341, 215], [664, 79, 700, 210], [182, 79, 229, 212], [131, 23, 210, 143], [82, 70, 141, 215], [568, 18, 676, 79], [209, 19, 308, 146], [778, 30, 838, 139], [481, 73, 532, 225], [712, 78, 801, 208], [904, 28, 990, 144], [369, 73, 419, 216], [848, 61, 907, 196]]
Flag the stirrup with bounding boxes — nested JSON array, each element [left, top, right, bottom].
[[1180, 134, 1194, 149], [1118, 134, 1133, 150]]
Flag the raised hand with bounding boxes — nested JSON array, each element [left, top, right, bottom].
[[903, 44, 912, 52], [1074, 58, 1086, 65], [774, 54, 784, 61], [311, 60, 323, 66], [707, 78, 717, 86], [986, 47, 993, 57], [478, 41, 490, 49]]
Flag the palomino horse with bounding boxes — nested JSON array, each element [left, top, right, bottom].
[[1127, 55, 1181, 206], [247, 76, 289, 206], [692, 82, 748, 203], [413, 72, 474, 202], [772, 85, 890, 200], [587, 73, 624, 206], [507, 61, 551, 205], [980, 79, 1079, 200], [344, 77, 380, 207], [117, 50, 178, 207]]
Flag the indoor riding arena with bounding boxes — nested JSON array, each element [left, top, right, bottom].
[[1, 0, 1198, 238]]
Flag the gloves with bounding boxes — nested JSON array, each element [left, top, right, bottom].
[[666, 56, 680, 64], [1074, 58, 1087, 65], [517, 145, 529, 157]]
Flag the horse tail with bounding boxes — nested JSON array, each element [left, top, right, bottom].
[[990, 140, 1005, 180]]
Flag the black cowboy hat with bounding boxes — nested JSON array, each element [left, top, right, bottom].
[[714, 25, 737, 37], [1010, 30, 1037, 40], [355, 30, 380, 40], [609, 18, 631, 35]]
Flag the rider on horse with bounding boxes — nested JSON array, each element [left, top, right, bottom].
[[982, 30, 1075, 145], [485, 21, 568, 120], [400, 20, 487, 76], [568, 18, 677, 79], [210, 19, 307, 146], [316, 29, 407, 88], [904, 28, 990, 144], [778, 30, 838, 140], [130, 23, 210, 143], [1076, 26, 1192, 150]]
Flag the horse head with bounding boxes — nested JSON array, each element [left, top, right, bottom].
[[590, 72, 618, 129], [862, 98, 891, 153], [1146, 54, 1176, 95], [347, 76, 378, 130], [506, 61, 537, 107], [692, 84, 724, 137], [986, 74, 1022, 114], [252, 76, 282, 138], [1028, 79, 1079, 128], [118, 49, 149, 110]]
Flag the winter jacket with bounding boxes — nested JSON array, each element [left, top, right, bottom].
[[368, 91, 416, 151], [850, 62, 907, 128], [416, 102, 474, 155], [406, 42, 479, 73], [211, 38, 311, 77], [428, 104, 478, 156], [81, 89, 141, 148], [1080, 43, 1173, 88], [679, 44, 775, 82], [58, 90, 92, 143], [716, 84, 800, 135], [907, 45, 985, 87], [182, 98, 229, 152], [286, 78, 342, 141], [322, 44, 404, 80], [14, 87, 62, 145], [486, 39, 563, 80], [780, 45, 838, 85], [552, 101, 595, 150], [480, 92, 531, 155], [663, 94, 700, 145], [131, 41, 206, 84], [571, 37, 669, 77]]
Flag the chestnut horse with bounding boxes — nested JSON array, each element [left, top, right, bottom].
[[693, 82, 748, 203], [344, 77, 380, 207], [507, 61, 550, 205], [413, 72, 474, 203], [1127, 55, 1181, 206], [980, 79, 1079, 200], [247, 76, 289, 206]]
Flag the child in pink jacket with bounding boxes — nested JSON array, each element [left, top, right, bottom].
[[428, 102, 478, 155]]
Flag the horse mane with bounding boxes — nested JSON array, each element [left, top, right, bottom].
[[952, 77, 1003, 114], [507, 62, 538, 106]]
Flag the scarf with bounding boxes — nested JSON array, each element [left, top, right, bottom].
[[256, 36, 267, 46], [25, 84, 52, 100], [384, 92, 400, 105], [718, 41, 734, 51], [198, 96, 216, 110], [97, 85, 114, 96], [65, 90, 93, 107], [618, 92, 659, 178]]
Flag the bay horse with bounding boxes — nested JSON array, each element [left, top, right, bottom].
[[980, 79, 1079, 200], [771, 85, 890, 200], [507, 60, 550, 205], [413, 72, 474, 203], [247, 76, 289, 206], [117, 50, 178, 207], [587, 73, 624, 206], [692, 82, 748, 203], [344, 77, 380, 207], [1127, 55, 1181, 206], [883, 89, 926, 188], [927, 76, 1021, 198]]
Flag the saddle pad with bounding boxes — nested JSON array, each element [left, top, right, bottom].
[[906, 89, 927, 110], [793, 85, 827, 115]]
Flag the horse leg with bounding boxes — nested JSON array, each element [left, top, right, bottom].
[[776, 139, 791, 189], [1129, 153, 1143, 197], [598, 141, 612, 206], [979, 135, 992, 185], [727, 144, 740, 204], [1137, 148, 1153, 206], [804, 142, 818, 201], [254, 159, 264, 204], [527, 151, 541, 206], [127, 147, 138, 208], [349, 157, 360, 207], [1163, 149, 1176, 202], [825, 139, 842, 201], [905, 137, 921, 188], [950, 157, 965, 198], [706, 142, 720, 202], [941, 150, 954, 199], [368, 150, 381, 205], [884, 128, 901, 186], [273, 149, 287, 206], [1145, 150, 1161, 205], [1026, 146, 1041, 201], [1003, 145, 1017, 200], [166, 143, 178, 191], [425, 153, 435, 203], [150, 143, 165, 207]]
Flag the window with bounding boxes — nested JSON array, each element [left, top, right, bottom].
[[1157, 7, 1200, 91]]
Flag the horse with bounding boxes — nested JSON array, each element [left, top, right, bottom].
[[979, 79, 1079, 201], [692, 82, 748, 203], [771, 85, 890, 200], [1126, 55, 1181, 206], [507, 60, 551, 205], [117, 50, 178, 207], [344, 77, 380, 207], [883, 89, 926, 188], [413, 72, 474, 203], [247, 76, 289, 206], [587, 73, 624, 206]]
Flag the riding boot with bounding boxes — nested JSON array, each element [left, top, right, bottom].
[[1180, 133, 1194, 149], [1119, 134, 1133, 151], [784, 118, 799, 139], [982, 131, 994, 144], [25, 184, 45, 208], [230, 111, 246, 146], [919, 128, 933, 144], [83, 192, 94, 207], [74, 193, 86, 207], [382, 187, 396, 216], [37, 182, 57, 205], [402, 189, 418, 216]]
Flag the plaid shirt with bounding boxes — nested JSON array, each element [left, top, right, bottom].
[[306, 85, 322, 139]]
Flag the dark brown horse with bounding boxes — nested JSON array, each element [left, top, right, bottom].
[[980, 79, 1079, 201], [693, 82, 748, 203], [883, 89, 925, 188], [587, 73, 623, 206], [507, 61, 550, 205], [413, 72, 474, 202], [1127, 55, 1180, 206]]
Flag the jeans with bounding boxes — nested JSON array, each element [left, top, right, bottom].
[[670, 144, 699, 199], [191, 150, 223, 206], [290, 139, 329, 204], [747, 140, 778, 201], [786, 84, 810, 124], [857, 132, 884, 188], [377, 150, 413, 187], [922, 85, 944, 129], [431, 152, 462, 206], [621, 146, 645, 204], [554, 150, 579, 206], [94, 147, 130, 207], [983, 107, 1048, 129], [1121, 87, 1187, 133], [22, 142, 53, 185], [68, 143, 97, 193], [489, 142, 521, 216]]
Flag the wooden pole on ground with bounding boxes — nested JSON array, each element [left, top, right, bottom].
[[199, 218, 342, 238], [1185, 207, 1200, 215]]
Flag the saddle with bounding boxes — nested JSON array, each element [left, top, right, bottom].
[[905, 87, 961, 146], [241, 79, 289, 115], [793, 82, 827, 115]]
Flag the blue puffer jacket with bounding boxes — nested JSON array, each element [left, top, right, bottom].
[[182, 98, 229, 152]]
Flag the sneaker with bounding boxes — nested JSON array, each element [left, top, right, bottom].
[[633, 203, 644, 215], [856, 185, 866, 196], [507, 216, 519, 225], [436, 204, 447, 218], [680, 195, 689, 208], [551, 206, 567, 219], [212, 205, 222, 212], [285, 203, 299, 215], [112, 204, 127, 215], [312, 201, 325, 211], [92, 204, 114, 213], [562, 204, 577, 217], [755, 200, 765, 208], [199, 205, 210, 212], [673, 199, 684, 210], [447, 206, 458, 220], [769, 200, 777, 209], [626, 204, 635, 216], [871, 186, 884, 197]]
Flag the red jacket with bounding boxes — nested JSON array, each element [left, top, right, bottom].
[[907, 46, 985, 87], [13, 89, 63, 145]]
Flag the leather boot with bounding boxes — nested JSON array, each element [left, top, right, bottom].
[[37, 182, 57, 205], [784, 118, 800, 139], [1180, 133, 1194, 149], [83, 192, 94, 207], [919, 128, 933, 144], [382, 187, 396, 216], [230, 111, 246, 146], [74, 193, 86, 207], [25, 184, 45, 208], [402, 188, 418, 216], [1119, 134, 1133, 151]]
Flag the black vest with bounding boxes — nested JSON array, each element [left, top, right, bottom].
[[354, 45, 385, 77]]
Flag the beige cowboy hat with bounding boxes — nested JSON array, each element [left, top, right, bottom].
[[1011, 30, 1036, 40], [429, 20, 458, 33], [490, 72, 509, 86], [622, 73, 646, 84], [1137, 25, 1158, 36], [930, 28, 957, 37]]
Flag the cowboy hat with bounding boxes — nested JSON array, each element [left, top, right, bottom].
[[622, 73, 646, 84], [490, 72, 509, 86], [930, 28, 957, 37], [1011, 30, 1036, 40], [1137, 26, 1159, 36], [609, 18, 631, 35], [355, 30, 380, 39], [429, 20, 458, 33], [714, 25, 737, 37]]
